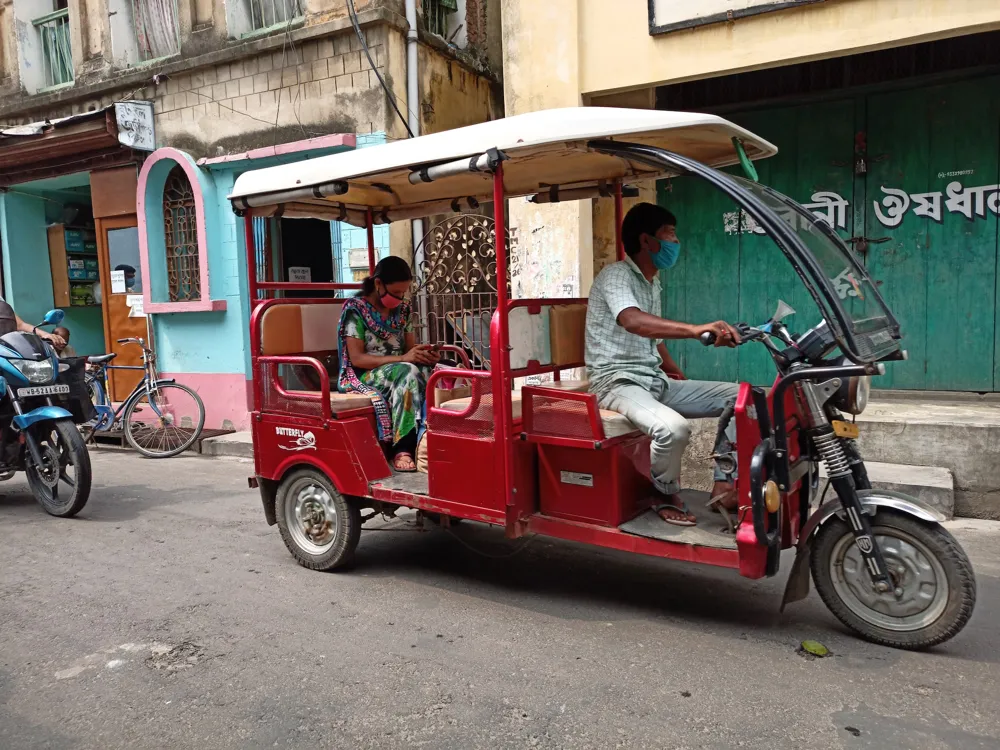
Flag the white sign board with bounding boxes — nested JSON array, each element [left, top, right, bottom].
[[115, 101, 156, 151], [288, 266, 312, 283], [649, 0, 826, 34], [126, 294, 145, 318], [348, 248, 370, 269], [110, 270, 127, 294]]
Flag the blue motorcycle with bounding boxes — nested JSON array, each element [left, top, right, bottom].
[[0, 309, 91, 517]]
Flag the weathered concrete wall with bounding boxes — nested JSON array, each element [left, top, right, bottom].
[[579, 0, 1000, 97], [501, 0, 590, 298]]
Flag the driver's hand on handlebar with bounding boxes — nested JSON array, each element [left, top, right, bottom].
[[696, 321, 741, 347], [404, 344, 440, 366], [39, 331, 66, 350]]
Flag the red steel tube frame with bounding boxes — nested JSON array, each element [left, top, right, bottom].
[[257, 355, 332, 422], [614, 180, 625, 261], [245, 213, 259, 303], [426, 369, 491, 419], [435, 345, 471, 369], [366, 207, 376, 274], [491, 164, 516, 532]]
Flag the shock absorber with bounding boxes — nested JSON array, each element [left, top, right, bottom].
[[812, 429, 851, 478]]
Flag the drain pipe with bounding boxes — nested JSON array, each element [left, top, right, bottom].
[[405, 0, 424, 264]]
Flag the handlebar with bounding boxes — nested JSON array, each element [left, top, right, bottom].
[[117, 337, 146, 347], [699, 323, 762, 347]]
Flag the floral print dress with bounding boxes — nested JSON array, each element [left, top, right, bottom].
[[340, 303, 426, 446]]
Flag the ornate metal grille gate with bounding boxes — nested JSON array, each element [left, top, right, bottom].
[[410, 214, 512, 371]]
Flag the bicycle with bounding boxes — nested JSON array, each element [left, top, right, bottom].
[[83, 337, 206, 458]]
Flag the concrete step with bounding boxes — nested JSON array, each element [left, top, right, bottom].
[[856, 400, 1000, 520], [818, 461, 954, 519], [200, 431, 253, 459]]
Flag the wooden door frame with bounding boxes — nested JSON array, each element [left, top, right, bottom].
[[95, 214, 140, 356]]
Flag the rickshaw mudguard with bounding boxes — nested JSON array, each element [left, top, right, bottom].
[[779, 489, 946, 610]]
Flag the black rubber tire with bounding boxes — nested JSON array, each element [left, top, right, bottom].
[[26, 420, 91, 518], [275, 468, 361, 571], [810, 510, 976, 650], [123, 382, 206, 458]]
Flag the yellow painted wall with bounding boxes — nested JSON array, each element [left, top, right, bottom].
[[579, 0, 1000, 97]]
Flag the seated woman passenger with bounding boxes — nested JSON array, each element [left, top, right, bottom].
[[337, 256, 439, 472]]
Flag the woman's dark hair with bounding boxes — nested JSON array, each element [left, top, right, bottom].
[[621, 202, 677, 256], [360, 255, 413, 297]]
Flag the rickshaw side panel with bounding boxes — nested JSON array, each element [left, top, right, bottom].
[[733, 380, 806, 579], [253, 413, 391, 497]]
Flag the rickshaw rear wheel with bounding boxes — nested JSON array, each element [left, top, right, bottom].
[[275, 468, 361, 571], [810, 511, 976, 650]]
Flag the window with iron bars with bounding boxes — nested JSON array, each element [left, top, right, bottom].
[[163, 166, 201, 302], [423, 0, 458, 38], [32, 2, 73, 89], [247, 0, 301, 33]]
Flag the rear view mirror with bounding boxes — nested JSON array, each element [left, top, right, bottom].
[[772, 300, 796, 323], [42, 309, 65, 326]]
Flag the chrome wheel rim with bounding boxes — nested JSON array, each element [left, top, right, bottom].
[[285, 480, 338, 555], [830, 527, 948, 632]]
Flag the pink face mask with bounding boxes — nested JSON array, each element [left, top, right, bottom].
[[377, 282, 406, 309], [380, 292, 404, 310]]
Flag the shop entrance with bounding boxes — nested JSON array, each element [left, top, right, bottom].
[[97, 215, 146, 399]]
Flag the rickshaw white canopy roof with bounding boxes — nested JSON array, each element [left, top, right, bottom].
[[229, 107, 777, 225]]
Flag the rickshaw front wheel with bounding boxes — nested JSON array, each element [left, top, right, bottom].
[[810, 511, 976, 650], [276, 468, 361, 571]]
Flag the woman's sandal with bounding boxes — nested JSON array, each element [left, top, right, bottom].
[[393, 452, 417, 473], [651, 499, 697, 527]]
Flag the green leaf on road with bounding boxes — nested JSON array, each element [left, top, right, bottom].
[[800, 640, 830, 657]]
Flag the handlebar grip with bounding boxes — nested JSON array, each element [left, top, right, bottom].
[[699, 331, 716, 346]]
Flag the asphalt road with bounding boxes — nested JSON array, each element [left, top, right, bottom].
[[1, 451, 998, 750]]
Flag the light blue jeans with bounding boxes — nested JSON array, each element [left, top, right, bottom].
[[598, 378, 739, 496]]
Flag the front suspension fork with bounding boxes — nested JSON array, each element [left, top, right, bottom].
[[813, 426, 893, 592]]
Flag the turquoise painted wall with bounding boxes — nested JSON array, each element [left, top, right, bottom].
[[336, 133, 390, 282], [0, 193, 105, 355]]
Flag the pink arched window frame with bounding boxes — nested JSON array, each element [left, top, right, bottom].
[[137, 147, 226, 313]]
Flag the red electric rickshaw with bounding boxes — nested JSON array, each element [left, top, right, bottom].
[[230, 108, 975, 649]]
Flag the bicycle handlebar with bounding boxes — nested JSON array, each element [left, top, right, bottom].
[[117, 337, 146, 347]]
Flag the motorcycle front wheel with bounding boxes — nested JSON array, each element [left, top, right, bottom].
[[26, 419, 92, 518], [811, 510, 976, 649]]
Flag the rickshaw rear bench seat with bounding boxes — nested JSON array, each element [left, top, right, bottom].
[[430, 301, 649, 528], [259, 302, 378, 416]]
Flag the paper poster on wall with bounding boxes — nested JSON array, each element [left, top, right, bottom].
[[126, 294, 145, 318], [288, 266, 312, 282], [110, 270, 127, 294]]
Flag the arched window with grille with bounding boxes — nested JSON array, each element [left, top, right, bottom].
[[162, 165, 201, 302]]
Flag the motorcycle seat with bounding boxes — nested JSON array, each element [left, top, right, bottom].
[[87, 353, 118, 365]]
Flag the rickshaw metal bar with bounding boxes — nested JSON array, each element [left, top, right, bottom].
[[366, 207, 376, 275], [434, 345, 471, 369], [407, 151, 495, 184], [490, 163, 517, 534], [231, 180, 348, 209], [526, 514, 741, 569], [245, 213, 259, 303], [614, 180, 625, 261], [257, 355, 332, 422], [426, 369, 490, 419], [255, 282, 363, 291]]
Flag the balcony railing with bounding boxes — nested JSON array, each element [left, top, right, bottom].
[[32, 9, 73, 88]]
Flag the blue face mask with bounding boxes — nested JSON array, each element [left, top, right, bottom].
[[652, 239, 681, 270]]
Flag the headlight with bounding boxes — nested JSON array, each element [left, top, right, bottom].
[[836, 375, 870, 415], [12, 359, 55, 384]]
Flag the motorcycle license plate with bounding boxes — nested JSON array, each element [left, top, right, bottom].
[[831, 420, 860, 439], [17, 384, 70, 398]]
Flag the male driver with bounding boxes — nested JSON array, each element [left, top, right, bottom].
[[585, 202, 739, 526], [53, 326, 77, 358]]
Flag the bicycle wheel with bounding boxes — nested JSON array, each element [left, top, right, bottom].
[[123, 381, 206, 458]]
